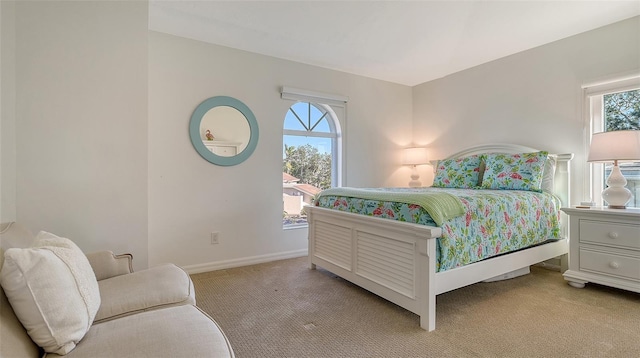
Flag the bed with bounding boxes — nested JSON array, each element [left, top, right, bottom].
[[307, 144, 573, 331]]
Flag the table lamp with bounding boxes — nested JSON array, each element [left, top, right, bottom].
[[402, 147, 429, 187], [587, 130, 640, 209]]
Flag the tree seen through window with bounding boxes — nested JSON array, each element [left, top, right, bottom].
[[283, 102, 339, 227], [603, 89, 640, 207]]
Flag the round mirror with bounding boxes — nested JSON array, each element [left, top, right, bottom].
[[189, 96, 259, 166]]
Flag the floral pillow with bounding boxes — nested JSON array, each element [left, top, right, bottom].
[[480, 151, 548, 192], [432, 155, 482, 188]]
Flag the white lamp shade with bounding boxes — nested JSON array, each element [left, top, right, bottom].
[[402, 147, 429, 165], [588, 130, 640, 163], [588, 130, 640, 209]]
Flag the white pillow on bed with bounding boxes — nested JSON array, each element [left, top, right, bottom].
[[541, 154, 557, 193]]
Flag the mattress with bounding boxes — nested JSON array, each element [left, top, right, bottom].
[[315, 187, 561, 272]]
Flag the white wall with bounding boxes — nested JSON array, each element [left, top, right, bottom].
[[148, 31, 413, 269], [1, 1, 16, 223], [6, 1, 149, 269], [412, 16, 640, 205]]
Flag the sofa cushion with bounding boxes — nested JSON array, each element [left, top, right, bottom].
[[94, 263, 195, 323], [0, 232, 100, 355], [1, 250, 40, 358], [46, 305, 234, 358]]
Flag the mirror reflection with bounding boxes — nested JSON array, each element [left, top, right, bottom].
[[189, 95, 259, 166], [199, 106, 250, 157]]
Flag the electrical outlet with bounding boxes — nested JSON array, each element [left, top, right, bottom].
[[210, 232, 219, 245]]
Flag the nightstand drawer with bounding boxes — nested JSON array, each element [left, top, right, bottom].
[[580, 220, 640, 249], [580, 249, 640, 281]]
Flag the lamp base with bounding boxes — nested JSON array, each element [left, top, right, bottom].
[[607, 205, 627, 209], [601, 164, 632, 209], [408, 166, 422, 188]]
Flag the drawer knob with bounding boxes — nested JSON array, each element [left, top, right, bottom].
[[609, 261, 620, 269], [608, 232, 619, 239]]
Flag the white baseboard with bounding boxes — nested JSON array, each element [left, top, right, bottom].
[[182, 249, 308, 274]]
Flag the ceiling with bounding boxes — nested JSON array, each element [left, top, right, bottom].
[[149, 1, 640, 86]]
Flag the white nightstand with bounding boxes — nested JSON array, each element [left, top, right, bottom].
[[561, 207, 640, 293]]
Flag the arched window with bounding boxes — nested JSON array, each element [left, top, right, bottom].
[[281, 88, 345, 228]]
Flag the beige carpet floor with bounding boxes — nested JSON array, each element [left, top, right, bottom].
[[191, 257, 640, 358]]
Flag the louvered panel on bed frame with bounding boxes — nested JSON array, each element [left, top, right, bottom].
[[308, 144, 573, 331], [313, 221, 352, 270], [356, 231, 416, 298]]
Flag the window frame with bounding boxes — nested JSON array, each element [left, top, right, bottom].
[[281, 87, 347, 228], [284, 102, 341, 187], [583, 75, 640, 206]]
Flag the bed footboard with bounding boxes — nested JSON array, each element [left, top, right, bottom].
[[307, 205, 442, 331]]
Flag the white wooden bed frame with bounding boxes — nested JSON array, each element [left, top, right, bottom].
[[307, 144, 573, 331]]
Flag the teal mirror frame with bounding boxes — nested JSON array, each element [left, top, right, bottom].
[[189, 96, 259, 166]]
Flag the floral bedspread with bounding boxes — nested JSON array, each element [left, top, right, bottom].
[[315, 187, 561, 272]]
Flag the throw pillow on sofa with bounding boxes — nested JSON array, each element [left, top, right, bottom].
[[0, 231, 100, 355]]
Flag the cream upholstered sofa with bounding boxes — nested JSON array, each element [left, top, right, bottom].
[[0, 222, 234, 357]]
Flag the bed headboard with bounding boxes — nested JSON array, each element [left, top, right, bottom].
[[434, 143, 574, 208]]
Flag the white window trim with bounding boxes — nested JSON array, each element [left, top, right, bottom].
[[582, 75, 640, 205], [281, 86, 348, 106], [582, 75, 640, 96], [283, 129, 337, 138], [281, 86, 347, 187]]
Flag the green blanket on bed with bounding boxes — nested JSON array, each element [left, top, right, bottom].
[[316, 187, 465, 226]]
